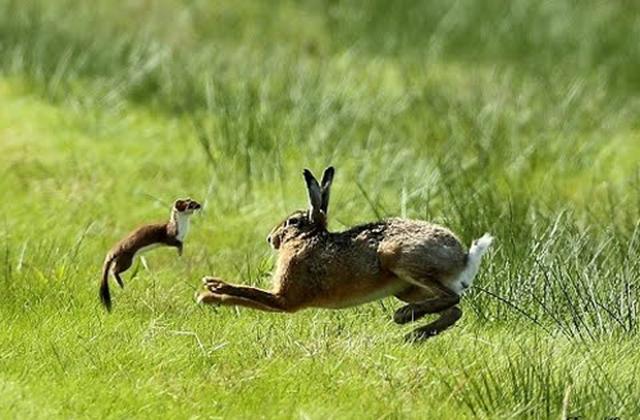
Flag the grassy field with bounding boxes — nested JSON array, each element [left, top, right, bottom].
[[1, 0, 639, 418]]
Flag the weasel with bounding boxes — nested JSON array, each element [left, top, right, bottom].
[[99, 198, 201, 311]]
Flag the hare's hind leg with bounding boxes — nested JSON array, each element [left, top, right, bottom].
[[393, 292, 460, 324], [396, 283, 463, 340], [393, 281, 460, 324], [386, 264, 462, 336], [393, 280, 462, 339], [405, 306, 462, 342]]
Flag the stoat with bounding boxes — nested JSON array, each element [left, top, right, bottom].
[[99, 198, 201, 311]]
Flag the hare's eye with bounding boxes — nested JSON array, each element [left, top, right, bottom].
[[287, 217, 299, 227]]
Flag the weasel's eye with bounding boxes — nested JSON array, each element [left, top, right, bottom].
[[286, 217, 300, 227]]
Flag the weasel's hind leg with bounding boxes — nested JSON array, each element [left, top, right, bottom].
[[112, 255, 133, 288]]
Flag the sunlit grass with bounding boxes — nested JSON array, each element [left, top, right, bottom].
[[1, 0, 639, 418]]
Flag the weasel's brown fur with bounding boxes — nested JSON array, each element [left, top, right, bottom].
[[100, 198, 201, 311]]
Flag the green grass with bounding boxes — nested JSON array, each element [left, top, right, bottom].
[[1, 0, 639, 418]]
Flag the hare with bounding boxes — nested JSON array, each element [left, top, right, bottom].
[[197, 167, 493, 341]]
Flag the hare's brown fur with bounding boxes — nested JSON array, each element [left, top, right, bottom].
[[198, 167, 492, 341]]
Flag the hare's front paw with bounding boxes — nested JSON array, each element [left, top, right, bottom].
[[201, 276, 231, 292], [196, 290, 222, 305]]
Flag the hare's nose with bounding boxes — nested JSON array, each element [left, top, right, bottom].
[[266, 235, 272, 244]]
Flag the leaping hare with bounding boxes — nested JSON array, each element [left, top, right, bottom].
[[197, 167, 493, 341]]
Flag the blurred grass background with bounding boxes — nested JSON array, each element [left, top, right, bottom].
[[0, 0, 639, 418]]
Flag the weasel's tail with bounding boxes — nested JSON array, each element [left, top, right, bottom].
[[451, 233, 494, 294], [99, 256, 115, 312]]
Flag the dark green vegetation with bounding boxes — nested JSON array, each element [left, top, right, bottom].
[[1, 1, 639, 418]]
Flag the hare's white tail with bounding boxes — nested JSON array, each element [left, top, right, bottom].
[[447, 233, 494, 295]]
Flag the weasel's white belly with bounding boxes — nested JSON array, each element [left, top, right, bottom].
[[135, 244, 162, 258], [176, 216, 189, 242]]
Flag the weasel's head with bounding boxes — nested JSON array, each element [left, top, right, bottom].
[[173, 198, 202, 216]]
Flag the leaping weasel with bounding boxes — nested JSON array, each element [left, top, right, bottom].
[[99, 198, 201, 311]]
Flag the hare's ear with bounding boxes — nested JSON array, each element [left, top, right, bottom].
[[303, 169, 323, 222], [320, 166, 335, 214]]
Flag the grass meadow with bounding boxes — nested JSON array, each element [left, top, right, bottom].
[[1, 0, 639, 418]]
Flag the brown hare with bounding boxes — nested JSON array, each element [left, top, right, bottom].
[[197, 167, 493, 341]]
